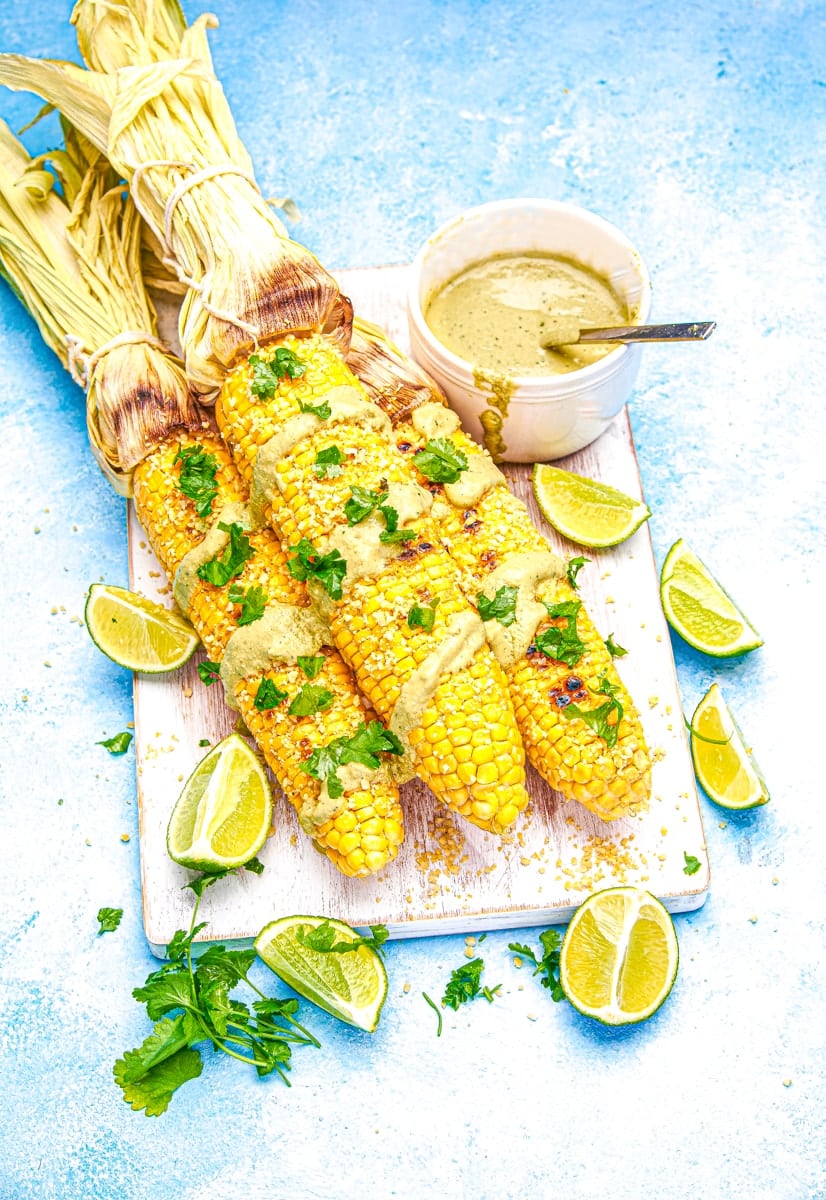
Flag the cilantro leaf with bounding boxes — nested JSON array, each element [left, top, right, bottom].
[[300, 720, 404, 798], [196, 522, 254, 587], [113, 1014, 202, 1117], [227, 582, 267, 627], [683, 852, 702, 876], [441, 957, 500, 1010], [413, 438, 468, 484], [477, 584, 518, 627], [97, 731, 133, 755], [566, 555, 590, 590], [249, 348, 307, 400], [605, 633, 628, 658], [534, 600, 585, 667], [198, 660, 221, 687], [299, 398, 331, 419], [408, 598, 439, 633], [344, 485, 382, 526], [509, 928, 564, 1002], [97, 906, 123, 935], [296, 921, 389, 957], [174, 445, 219, 518], [254, 678, 288, 710], [314, 445, 344, 479], [562, 674, 624, 748], [297, 655, 325, 679], [287, 538, 347, 600], [288, 684, 334, 717]]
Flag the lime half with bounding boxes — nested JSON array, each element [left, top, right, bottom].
[[255, 915, 388, 1032], [532, 464, 650, 548], [560, 886, 679, 1026], [85, 583, 199, 673], [167, 733, 273, 872], [690, 683, 769, 810], [660, 540, 762, 657]]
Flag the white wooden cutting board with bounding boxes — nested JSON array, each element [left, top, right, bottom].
[[129, 264, 709, 955]]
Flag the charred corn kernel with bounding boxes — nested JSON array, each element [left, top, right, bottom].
[[132, 427, 404, 876], [215, 336, 529, 834]]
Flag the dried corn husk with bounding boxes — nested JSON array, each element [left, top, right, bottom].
[[0, 0, 352, 403], [0, 117, 200, 493], [348, 317, 449, 424]]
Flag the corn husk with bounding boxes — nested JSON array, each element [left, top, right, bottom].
[[0, 0, 352, 403], [348, 317, 449, 424], [0, 117, 200, 493]]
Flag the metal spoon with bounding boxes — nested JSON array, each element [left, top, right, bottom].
[[539, 318, 716, 349]]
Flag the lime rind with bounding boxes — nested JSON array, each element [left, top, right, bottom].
[[690, 684, 769, 811], [559, 886, 679, 1026], [85, 582, 199, 673], [255, 915, 388, 1032], [660, 540, 763, 657], [532, 464, 650, 549]]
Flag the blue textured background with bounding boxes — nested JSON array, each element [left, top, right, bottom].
[[0, 2, 824, 1197]]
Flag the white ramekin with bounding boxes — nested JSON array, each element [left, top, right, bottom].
[[406, 199, 651, 462]]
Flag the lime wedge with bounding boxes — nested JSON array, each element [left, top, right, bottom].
[[85, 583, 199, 673], [167, 734, 273, 872], [690, 683, 769, 810], [660, 540, 763, 656], [255, 915, 388, 1032], [532, 464, 650, 548], [559, 886, 679, 1026]]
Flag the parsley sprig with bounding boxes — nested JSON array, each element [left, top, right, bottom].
[[562, 674, 624, 747], [197, 523, 254, 587], [533, 599, 585, 667], [249, 348, 306, 399], [413, 438, 468, 484], [344, 486, 416, 545], [477, 584, 518, 627], [227, 583, 266, 627], [300, 721, 404, 799], [287, 537, 347, 600], [174, 445, 219, 518], [508, 929, 564, 1002], [441, 957, 501, 1010], [113, 872, 320, 1116]]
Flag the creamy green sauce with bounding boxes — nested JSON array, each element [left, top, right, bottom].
[[323, 479, 433, 586], [219, 602, 328, 708], [478, 550, 564, 669], [425, 252, 630, 376], [172, 501, 251, 614], [443, 452, 504, 509], [410, 400, 461, 441]]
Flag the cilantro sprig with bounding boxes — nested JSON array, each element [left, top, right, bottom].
[[254, 678, 288, 710], [296, 921, 389, 957], [683, 853, 702, 876], [408, 598, 440, 633], [97, 731, 133, 755], [174, 445, 219, 518], [114, 871, 320, 1116], [441, 957, 500, 1010], [198, 660, 221, 687], [97, 907, 124, 935], [249, 348, 307, 400], [508, 929, 564, 1002], [297, 655, 325, 679], [197, 523, 254, 587], [477, 584, 518, 627], [413, 438, 468, 484], [344, 486, 416, 545], [562, 673, 624, 747], [533, 599, 585, 667], [314, 445, 344, 479], [299, 398, 331, 420], [604, 633, 628, 658], [288, 684, 334, 717], [227, 583, 266, 627], [300, 720, 404, 799], [287, 537, 347, 600], [566, 555, 590, 590]]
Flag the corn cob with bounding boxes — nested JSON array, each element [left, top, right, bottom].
[[348, 325, 652, 822], [132, 424, 405, 875], [215, 335, 528, 834]]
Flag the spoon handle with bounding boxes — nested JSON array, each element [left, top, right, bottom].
[[578, 321, 716, 344]]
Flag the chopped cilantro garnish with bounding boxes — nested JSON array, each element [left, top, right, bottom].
[[413, 438, 468, 484], [314, 445, 344, 479], [196, 522, 254, 587], [562, 674, 624, 747], [288, 684, 334, 717], [477, 584, 518, 627], [198, 660, 222, 687], [298, 398, 331, 420], [604, 633, 628, 658], [227, 582, 266, 627], [508, 929, 564, 1002], [300, 720, 404, 798], [441, 957, 500, 1010], [297, 655, 326, 679], [566, 555, 590, 590], [344, 487, 416, 544], [296, 921, 388, 957], [408, 598, 440, 633], [249, 348, 306, 399], [97, 906, 124, 935], [174, 445, 219, 518], [533, 599, 585, 667], [683, 853, 702, 876], [97, 731, 133, 755], [287, 537, 347, 600], [254, 678, 288, 710]]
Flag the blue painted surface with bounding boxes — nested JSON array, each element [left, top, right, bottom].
[[0, 2, 824, 1197]]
